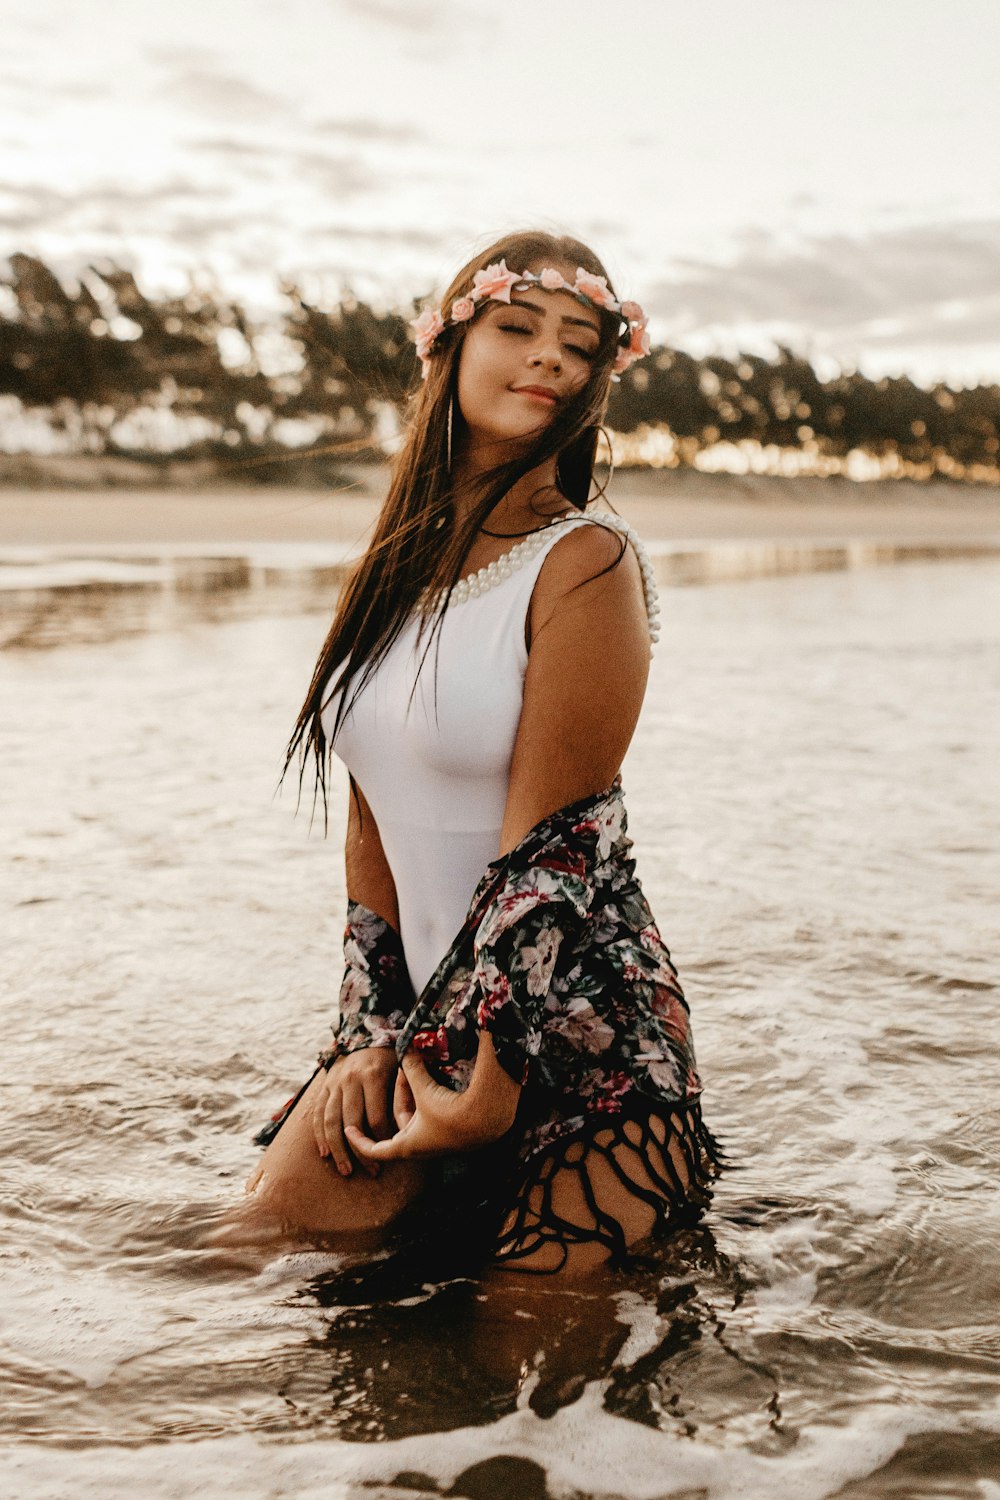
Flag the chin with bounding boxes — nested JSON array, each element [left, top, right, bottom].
[[472, 421, 551, 451]]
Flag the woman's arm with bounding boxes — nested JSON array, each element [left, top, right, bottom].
[[331, 779, 413, 1055], [345, 777, 400, 931], [312, 782, 412, 1175]]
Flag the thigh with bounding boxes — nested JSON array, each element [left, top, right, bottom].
[[220, 1068, 427, 1251], [489, 1107, 703, 1278]]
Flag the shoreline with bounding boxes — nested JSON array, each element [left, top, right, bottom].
[[1, 466, 999, 550]]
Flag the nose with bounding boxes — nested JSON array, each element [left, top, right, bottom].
[[529, 338, 562, 375]]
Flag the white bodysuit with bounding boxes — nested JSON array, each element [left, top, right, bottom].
[[321, 510, 656, 999]]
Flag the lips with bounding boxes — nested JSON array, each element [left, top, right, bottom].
[[514, 385, 560, 404]]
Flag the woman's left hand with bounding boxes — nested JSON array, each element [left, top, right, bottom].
[[344, 1030, 521, 1162]]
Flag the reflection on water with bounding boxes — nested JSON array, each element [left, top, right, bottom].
[[2, 537, 999, 650], [1, 553, 999, 1498], [0, 548, 350, 649]]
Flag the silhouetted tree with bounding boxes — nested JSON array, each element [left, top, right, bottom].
[[1, 252, 998, 481]]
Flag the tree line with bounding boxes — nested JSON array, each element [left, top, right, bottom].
[[2, 252, 998, 482]]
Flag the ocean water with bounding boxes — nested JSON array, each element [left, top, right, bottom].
[[1, 542, 999, 1499]]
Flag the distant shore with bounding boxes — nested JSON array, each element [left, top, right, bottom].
[[1, 460, 999, 549]]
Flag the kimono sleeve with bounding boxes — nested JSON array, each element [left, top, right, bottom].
[[250, 900, 413, 1150], [322, 899, 414, 1062], [471, 862, 593, 1087]]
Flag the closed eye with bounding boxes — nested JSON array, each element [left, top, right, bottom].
[[498, 323, 596, 360]]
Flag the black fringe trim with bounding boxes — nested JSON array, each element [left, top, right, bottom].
[[485, 1096, 725, 1274]]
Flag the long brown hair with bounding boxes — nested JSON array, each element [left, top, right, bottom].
[[284, 228, 630, 828]]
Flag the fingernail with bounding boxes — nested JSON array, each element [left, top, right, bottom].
[[339, 1163, 350, 1177]]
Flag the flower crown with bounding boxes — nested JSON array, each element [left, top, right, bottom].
[[409, 259, 651, 383]]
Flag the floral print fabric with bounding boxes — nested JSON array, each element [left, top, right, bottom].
[[327, 901, 412, 1055], [255, 774, 707, 1167]]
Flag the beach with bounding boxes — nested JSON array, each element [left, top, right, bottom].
[[2, 466, 999, 550]]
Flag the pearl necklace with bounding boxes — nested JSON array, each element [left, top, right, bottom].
[[417, 511, 662, 653]]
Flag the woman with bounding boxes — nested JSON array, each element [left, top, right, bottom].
[[234, 229, 720, 1277]]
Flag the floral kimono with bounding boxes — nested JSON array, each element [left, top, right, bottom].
[[254, 774, 721, 1269]]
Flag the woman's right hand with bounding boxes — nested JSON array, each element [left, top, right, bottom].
[[311, 1047, 398, 1178]]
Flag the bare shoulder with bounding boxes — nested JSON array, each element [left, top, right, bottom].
[[528, 515, 646, 644]]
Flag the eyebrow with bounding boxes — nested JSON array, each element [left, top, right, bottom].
[[505, 296, 601, 335]]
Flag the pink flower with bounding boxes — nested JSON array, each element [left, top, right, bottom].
[[450, 296, 476, 322], [471, 259, 521, 304], [613, 346, 635, 375], [410, 306, 444, 360], [573, 268, 619, 311], [540, 267, 566, 290], [629, 324, 651, 357], [620, 300, 646, 325]]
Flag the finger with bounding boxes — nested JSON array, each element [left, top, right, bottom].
[[324, 1082, 353, 1177], [473, 1030, 512, 1098], [400, 1048, 433, 1095], [341, 1078, 379, 1177], [402, 1050, 458, 1122], [393, 1069, 416, 1129], [359, 1076, 391, 1179], [469, 1028, 500, 1088], [345, 1122, 410, 1162], [311, 1079, 331, 1158], [363, 1073, 392, 1141]]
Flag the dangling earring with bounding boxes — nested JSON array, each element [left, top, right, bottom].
[[601, 423, 615, 490], [446, 392, 454, 474]]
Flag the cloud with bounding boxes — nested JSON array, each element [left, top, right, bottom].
[[156, 211, 254, 249], [187, 136, 276, 161], [336, 0, 456, 32], [335, 0, 491, 57], [145, 45, 221, 70], [299, 221, 451, 249], [190, 137, 380, 196], [0, 71, 41, 97], [0, 200, 63, 234], [649, 218, 1000, 356], [312, 116, 426, 145], [0, 178, 224, 237], [154, 68, 292, 122], [88, 181, 222, 207]]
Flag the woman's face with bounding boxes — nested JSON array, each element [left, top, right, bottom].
[[454, 260, 604, 453]]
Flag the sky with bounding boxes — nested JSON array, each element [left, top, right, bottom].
[[2, 0, 999, 389]]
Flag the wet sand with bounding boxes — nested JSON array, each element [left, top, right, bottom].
[[2, 467, 999, 549]]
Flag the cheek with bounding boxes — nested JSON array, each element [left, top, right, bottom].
[[456, 337, 508, 413]]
